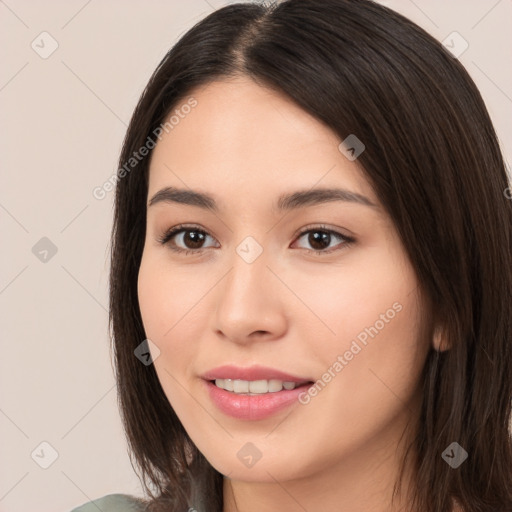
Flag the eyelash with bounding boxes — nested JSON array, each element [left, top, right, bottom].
[[157, 223, 355, 256]]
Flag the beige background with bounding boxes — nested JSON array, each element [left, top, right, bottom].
[[0, 1, 510, 511]]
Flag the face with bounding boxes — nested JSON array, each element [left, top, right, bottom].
[[137, 76, 432, 484]]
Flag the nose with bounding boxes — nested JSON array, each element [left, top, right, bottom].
[[213, 246, 288, 345]]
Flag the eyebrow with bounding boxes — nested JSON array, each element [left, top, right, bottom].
[[148, 186, 377, 212]]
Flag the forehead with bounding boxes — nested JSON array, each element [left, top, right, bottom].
[[147, 76, 376, 207]]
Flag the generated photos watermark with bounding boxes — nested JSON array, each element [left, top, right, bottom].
[[298, 301, 403, 405], [92, 96, 198, 200]]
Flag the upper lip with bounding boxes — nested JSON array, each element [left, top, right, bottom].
[[202, 365, 312, 384]]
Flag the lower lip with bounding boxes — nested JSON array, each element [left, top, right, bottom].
[[204, 379, 313, 420]]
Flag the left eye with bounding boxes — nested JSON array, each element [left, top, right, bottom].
[[292, 227, 353, 253]]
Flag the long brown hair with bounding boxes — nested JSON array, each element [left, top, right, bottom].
[[109, 1, 512, 510]]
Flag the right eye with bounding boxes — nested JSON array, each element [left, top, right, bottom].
[[157, 224, 219, 254]]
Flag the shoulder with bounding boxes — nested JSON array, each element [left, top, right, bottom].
[[70, 493, 146, 512]]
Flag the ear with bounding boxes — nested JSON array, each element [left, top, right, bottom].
[[432, 324, 450, 352]]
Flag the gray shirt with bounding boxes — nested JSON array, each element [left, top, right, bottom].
[[70, 493, 146, 511]]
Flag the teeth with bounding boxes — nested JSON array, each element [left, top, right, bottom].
[[233, 379, 249, 393], [214, 378, 300, 394]]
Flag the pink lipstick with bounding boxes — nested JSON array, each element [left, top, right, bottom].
[[202, 365, 314, 420]]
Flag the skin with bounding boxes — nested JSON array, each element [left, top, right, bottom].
[[137, 76, 442, 512]]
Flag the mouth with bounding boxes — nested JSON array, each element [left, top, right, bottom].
[[201, 365, 315, 420]]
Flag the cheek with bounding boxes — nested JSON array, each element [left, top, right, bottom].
[[287, 252, 420, 350], [138, 252, 201, 338], [137, 254, 202, 418], [137, 252, 217, 378], [137, 254, 178, 360], [292, 246, 428, 404]]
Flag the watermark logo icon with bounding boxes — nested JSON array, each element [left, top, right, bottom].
[[31, 441, 59, 469], [236, 236, 263, 264], [442, 31, 469, 59], [134, 339, 161, 366], [32, 237, 58, 263], [237, 442, 262, 468], [442, 441, 468, 468], [31, 31, 59, 59], [338, 134, 365, 161]]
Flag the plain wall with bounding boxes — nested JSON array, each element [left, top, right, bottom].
[[0, 1, 510, 511]]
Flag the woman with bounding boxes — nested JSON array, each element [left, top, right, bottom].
[[72, 0, 512, 511]]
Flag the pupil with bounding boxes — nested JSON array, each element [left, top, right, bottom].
[[309, 231, 330, 250]]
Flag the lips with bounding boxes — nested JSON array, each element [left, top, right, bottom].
[[201, 364, 312, 384], [204, 379, 313, 420], [201, 365, 314, 420]]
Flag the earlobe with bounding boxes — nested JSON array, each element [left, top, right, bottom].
[[432, 325, 450, 352]]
